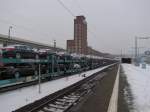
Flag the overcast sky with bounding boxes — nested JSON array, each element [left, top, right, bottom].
[[0, 0, 150, 54]]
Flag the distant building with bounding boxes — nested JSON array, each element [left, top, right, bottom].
[[66, 15, 110, 57], [67, 40, 75, 53], [67, 15, 88, 54]]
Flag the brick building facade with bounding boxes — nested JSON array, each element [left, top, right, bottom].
[[67, 16, 88, 54]]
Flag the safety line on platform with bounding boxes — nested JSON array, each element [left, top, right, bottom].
[[107, 64, 120, 112]]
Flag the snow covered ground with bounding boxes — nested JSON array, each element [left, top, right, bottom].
[[0, 64, 114, 112], [122, 64, 150, 112]]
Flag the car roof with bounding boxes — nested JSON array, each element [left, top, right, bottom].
[[3, 44, 29, 48]]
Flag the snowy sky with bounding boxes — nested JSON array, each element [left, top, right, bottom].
[[0, 0, 150, 54]]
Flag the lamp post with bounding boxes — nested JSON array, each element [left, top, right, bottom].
[[38, 64, 41, 94], [8, 26, 13, 39], [8, 26, 13, 46], [54, 39, 56, 48], [54, 39, 57, 53], [3, 26, 13, 47], [135, 36, 138, 58]]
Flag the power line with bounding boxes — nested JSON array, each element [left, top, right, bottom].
[[56, 0, 75, 17], [72, 0, 87, 16]]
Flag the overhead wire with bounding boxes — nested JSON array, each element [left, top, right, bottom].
[[56, 0, 75, 17]]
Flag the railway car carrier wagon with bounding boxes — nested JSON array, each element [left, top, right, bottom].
[[0, 45, 116, 88]]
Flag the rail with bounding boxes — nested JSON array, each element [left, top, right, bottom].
[[14, 63, 117, 112]]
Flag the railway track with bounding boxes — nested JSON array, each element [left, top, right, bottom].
[[14, 64, 117, 112], [36, 75, 97, 112]]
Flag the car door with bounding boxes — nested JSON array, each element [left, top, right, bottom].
[[17, 64, 34, 76]]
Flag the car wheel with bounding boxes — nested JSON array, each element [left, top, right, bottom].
[[16, 53, 21, 59], [14, 72, 20, 79]]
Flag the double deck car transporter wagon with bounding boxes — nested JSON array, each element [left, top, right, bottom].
[[0, 50, 109, 87]]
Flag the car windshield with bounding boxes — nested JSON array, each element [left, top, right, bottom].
[[11, 45, 32, 50]]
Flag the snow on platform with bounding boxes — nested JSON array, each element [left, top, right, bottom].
[[0, 64, 114, 112], [122, 64, 150, 112]]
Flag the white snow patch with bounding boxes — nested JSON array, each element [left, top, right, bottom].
[[0, 64, 114, 112], [122, 64, 150, 112]]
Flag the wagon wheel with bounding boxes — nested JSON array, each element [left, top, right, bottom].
[[14, 71, 20, 79]]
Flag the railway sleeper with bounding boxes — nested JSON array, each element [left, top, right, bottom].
[[49, 104, 67, 110], [43, 106, 63, 112]]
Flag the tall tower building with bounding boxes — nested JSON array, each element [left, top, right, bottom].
[[74, 16, 87, 54], [67, 15, 88, 54], [67, 16, 103, 56]]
